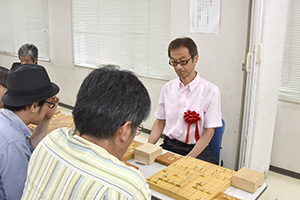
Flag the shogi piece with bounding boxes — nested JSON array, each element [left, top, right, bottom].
[[121, 140, 143, 161], [231, 167, 264, 194], [134, 143, 162, 165], [155, 152, 183, 166]]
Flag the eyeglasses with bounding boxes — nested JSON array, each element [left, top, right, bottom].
[[169, 56, 194, 67], [44, 101, 55, 109], [136, 124, 144, 136]]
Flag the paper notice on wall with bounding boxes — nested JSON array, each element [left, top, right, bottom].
[[190, 0, 221, 34]]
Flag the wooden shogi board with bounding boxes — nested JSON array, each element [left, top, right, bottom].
[[147, 156, 236, 200], [155, 152, 183, 166], [28, 113, 75, 134], [121, 140, 143, 162]]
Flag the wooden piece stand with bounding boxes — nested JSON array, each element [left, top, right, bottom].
[[155, 152, 183, 166], [124, 161, 139, 170], [213, 192, 241, 200]]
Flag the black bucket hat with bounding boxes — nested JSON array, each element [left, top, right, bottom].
[[2, 64, 59, 106]]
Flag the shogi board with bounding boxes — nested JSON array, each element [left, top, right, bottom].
[[121, 140, 143, 161], [28, 113, 75, 134], [155, 152, 183, 166], [213, 192, 241, 200], [147, 156, 236, 200]]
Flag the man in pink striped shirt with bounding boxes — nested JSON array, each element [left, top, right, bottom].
[[148, 37, 222, 164]]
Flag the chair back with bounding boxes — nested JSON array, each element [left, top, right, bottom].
[[209, 119, 225, 165]]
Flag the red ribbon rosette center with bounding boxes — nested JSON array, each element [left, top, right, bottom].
[[184, 110, 201, 143]]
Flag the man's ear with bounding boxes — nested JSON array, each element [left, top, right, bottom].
[[29, 102, 40, 113], [193, 54, 199, 65], [117, 121, 133, 142], [0, 84, 6, 92]]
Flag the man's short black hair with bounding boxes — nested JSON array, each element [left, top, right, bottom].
[[73, 65, 151, 139], [168, 37, 198, 58], [0, 66, 8, 88]]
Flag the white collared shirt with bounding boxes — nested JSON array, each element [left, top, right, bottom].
[[155, 73, 222, 144]]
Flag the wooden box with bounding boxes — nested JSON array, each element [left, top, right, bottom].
[[134, 143, 162, 165], [231, 167, 264, 193]]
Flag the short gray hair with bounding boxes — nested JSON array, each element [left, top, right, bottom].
[[18, 44, 38, 63]]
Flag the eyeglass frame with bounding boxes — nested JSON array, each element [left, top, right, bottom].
[[44, 100, 56, 109], [119, 122, 144, 136], [168, 55, 195, 67], [136, 124, 144, 136]]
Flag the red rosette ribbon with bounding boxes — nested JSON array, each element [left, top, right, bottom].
[[184, 110, 201, 143]]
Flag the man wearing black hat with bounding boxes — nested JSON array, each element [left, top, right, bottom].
[[0, 64, 60, 200], [0, 66, 8, 108]]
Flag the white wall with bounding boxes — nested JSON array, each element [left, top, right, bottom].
[[241, 0, 288, 173], [271, 101, 300, 174], [0, 0, 250, 170]]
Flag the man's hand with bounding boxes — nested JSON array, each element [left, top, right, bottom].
[[148, 119, 165, 144], [30, 96, 60, 149], [45, 96, 60, 119], [188, 128, 215, 158]]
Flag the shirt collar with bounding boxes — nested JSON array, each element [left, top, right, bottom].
[[72, 130, 122, 163], [1, 109, 31, 138], [177, 72, 201, 92]]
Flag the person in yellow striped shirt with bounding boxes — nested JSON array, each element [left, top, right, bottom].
[[22, 65, 152, 199]]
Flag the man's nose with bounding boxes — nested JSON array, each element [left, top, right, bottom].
[[174, 63, 183, 69]]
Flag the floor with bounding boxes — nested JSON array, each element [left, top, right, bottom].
[[260, 171, 300, 200], [60, 106, 300, 200]]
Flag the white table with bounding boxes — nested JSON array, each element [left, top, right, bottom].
[[127, 151, 267, 200]]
